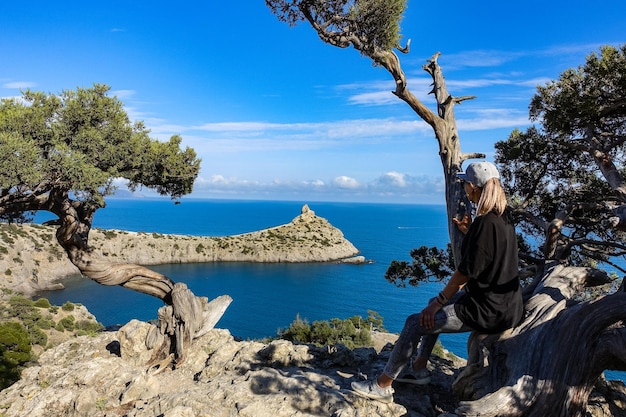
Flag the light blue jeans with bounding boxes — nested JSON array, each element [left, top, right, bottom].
[[383, 292, 472, 379]]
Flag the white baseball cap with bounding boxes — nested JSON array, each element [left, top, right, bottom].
[[457, 161, 500, 187]]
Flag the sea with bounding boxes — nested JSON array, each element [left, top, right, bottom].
[[35, 198, 625, 383]]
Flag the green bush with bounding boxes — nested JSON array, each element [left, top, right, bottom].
[[279, 311, 383, 349], [35, 317, 55, 330], [33, 298, 52, 308], [0, 322, 32, 389], [58, 315, 75, 331], [61, 301, 75, 312], [75, 320, 104, 335], [29, 327, 47, 346], [310, 321, 332, 345], [280, 314, 311, 343]]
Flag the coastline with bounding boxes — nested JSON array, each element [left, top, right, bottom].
[[0, 204, 362, 297]]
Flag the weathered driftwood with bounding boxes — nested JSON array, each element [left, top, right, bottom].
[[452, 264, 626, 417]]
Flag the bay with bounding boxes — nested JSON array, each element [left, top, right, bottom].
[[36, 198, 625, 383], [37, 199, 457, 346]]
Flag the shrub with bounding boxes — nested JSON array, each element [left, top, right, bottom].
[[29, 327, 47, 346], [33, 298, 52, 308], [35, 317, 55, 330], [58, 315, 75, 331], [279, 311, 381, 349], [0, 322, 32, 389], [61, 301, 75, 312], [280, 314, 311, 343], [102, 230, 117, 239], [75, 320, 104, 335]]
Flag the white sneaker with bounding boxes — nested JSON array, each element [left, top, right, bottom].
[[351, 379, 394, 403]]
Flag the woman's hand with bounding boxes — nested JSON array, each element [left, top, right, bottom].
[[419, 299, 443, 329], [453, 213, 471, 234]]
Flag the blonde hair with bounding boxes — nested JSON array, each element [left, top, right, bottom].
[[476, 177, 507, 216]]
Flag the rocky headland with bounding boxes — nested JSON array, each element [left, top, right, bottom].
[[0, 204, 363, 297]]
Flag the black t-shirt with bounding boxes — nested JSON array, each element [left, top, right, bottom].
[[454, 211, 523, 333]]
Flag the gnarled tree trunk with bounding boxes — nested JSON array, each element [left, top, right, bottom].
[[46, 189, 232, 367], [452, 263, 626, 417], [373, 49, 482, 265]]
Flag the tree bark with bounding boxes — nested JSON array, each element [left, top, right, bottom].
[[43, 190, 231, 365], [372, 49, 481, 265], [452, 264, 626, 417]]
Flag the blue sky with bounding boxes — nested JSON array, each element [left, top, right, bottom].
[[1, 1, 625, 204]]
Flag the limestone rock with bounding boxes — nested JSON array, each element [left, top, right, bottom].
[[0, 321, 466, 417], [0, 205, 360, 297], [1, 318, 623, 417]]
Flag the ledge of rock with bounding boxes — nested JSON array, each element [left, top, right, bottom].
[[0, 320, 467, 417], [0, 204, 361, 296]]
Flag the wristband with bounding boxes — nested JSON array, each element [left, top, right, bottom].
[[438, 291, 449, 304]]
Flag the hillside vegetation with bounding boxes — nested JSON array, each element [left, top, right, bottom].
[[0, 204, 361, 297]]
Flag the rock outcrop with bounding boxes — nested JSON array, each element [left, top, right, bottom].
[[0, 320, 467, 417], [0, 204, 361, 297]]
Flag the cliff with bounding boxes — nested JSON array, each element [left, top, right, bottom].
[[1, 320, 623, 417], [0, 204, 362, 297], [0, 319, 468, 417]]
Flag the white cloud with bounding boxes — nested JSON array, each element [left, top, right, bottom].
[[111, 89, 136, 99], [2, 81, 36, 89], [112, 170, 447, 203], [332, 176, 361, 189], [378, 171, 407, 187]]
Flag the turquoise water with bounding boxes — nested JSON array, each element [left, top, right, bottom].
[[36, 198, 625, 382], [37, 199, 450, 340]]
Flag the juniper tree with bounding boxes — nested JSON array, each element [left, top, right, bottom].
[[0, 84, 232, 365], [267, 2, 626, 415]]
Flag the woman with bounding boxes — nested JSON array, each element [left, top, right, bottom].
[[351, 161, 524, 403]]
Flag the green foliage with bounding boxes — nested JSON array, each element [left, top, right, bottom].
[[280, 314, 311, 343], [7, 296, 39, 323], [75, 320, 104, 335], [58, 315, 76, 331], [266, 0, 406, 56], [496, 44, 626, 270], [3, 297, 49, 346], [279, 311, 384, 348], [0, 84, 201, 221], [61, 301, 75, 312], [363, 309, 385, 331], [28, 327, 47, 346], [385, 245, 455, 287], [33, 298, 52, 308], [0, 322, 32, 389], [102, 230, 117, 239]]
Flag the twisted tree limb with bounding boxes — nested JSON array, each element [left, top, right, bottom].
[[453, 265, 626, 417], [45, 190, 231, 366]]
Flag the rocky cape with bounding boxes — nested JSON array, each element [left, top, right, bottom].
[[0, 204, 363, 297]]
